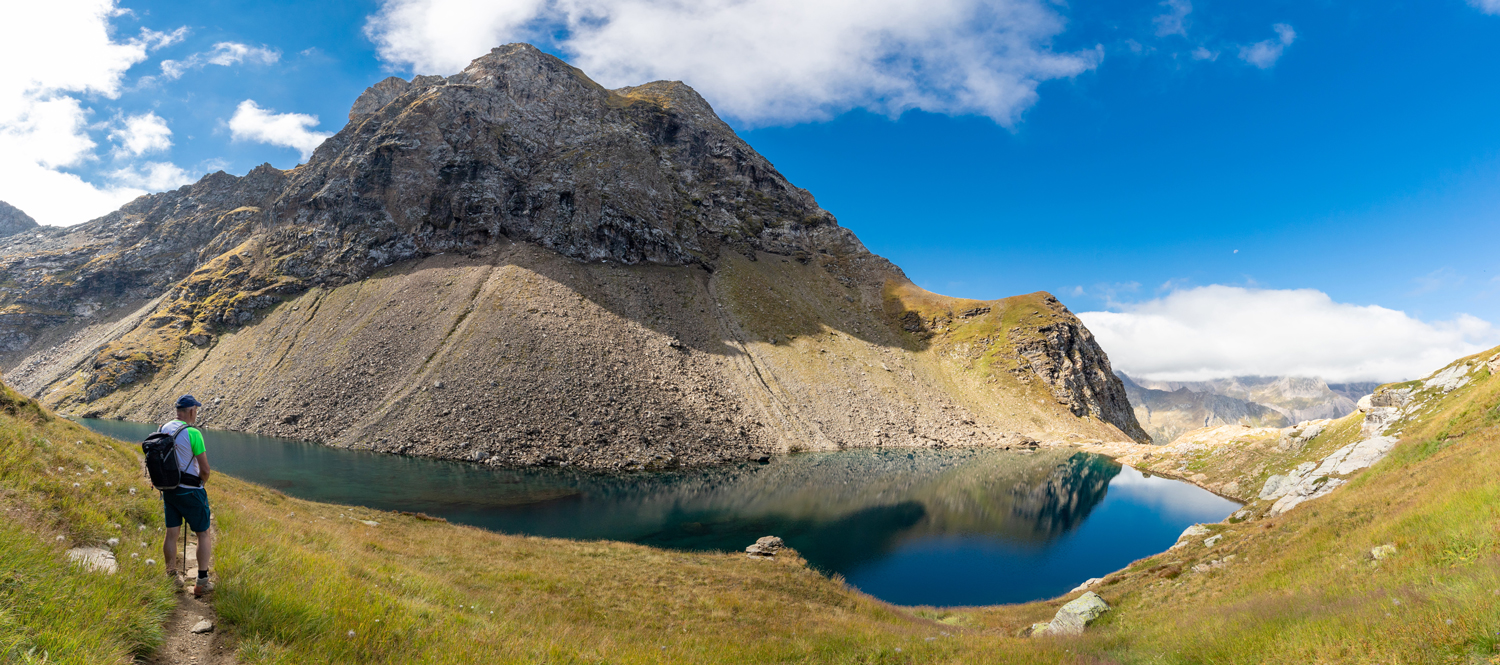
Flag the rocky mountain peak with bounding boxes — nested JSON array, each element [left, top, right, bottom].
[[0, 201, 38, 237], [0, 43, 1150, 458]]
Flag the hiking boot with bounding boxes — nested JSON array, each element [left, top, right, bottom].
[[166, 569, 185, 590], [193, 575, 215, 597]]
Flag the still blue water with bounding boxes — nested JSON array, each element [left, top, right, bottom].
[[79, 418, 1238, 606]]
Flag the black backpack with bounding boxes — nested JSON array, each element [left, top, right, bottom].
[[142, 425, 200, 490]]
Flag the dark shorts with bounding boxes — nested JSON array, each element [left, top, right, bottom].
[[163, 487, 212, 533]]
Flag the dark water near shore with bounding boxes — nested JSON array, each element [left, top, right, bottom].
[[80, 418, 1238, 606]]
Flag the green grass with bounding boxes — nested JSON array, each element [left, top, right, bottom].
[[0, 383, 177, 663], [8, 348, 1500, 663]]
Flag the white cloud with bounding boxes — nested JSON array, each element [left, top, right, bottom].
[[1239, 23, 1295, 69], [108, 161, 195, 190], [228, 100, 331, 159], [1153, 0, 1191, 37], [1191, 46, 1218, 61], [1078, 285, 1499, 383], [364, 0, 1102, 126], [109, 111, 172, 157], [1470, 0, 1500, 15], [158, 41, 280, 81], [0, 0, 194, 226]]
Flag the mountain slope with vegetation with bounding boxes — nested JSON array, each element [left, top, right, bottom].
[[0, 44, 1145, 468], [6, 345, 1500, 663]]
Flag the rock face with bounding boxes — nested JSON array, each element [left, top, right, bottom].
[[0, 44, 1148, 469], [1120, 373, 1382, 444], [0, 201, 38, 237]]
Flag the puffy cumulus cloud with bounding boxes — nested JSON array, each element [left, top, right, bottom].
[[108, 161, 195, 191], [1077, 285, 1499, 383], [0, 1, 193, 225], [109, 111, 172, 157], [1238, 23, 1295, 69], [228, 100, 331, 159], [1470, 0, 1500, 15], [364, 0, 1102, 126], [157, 42, 280, 81]]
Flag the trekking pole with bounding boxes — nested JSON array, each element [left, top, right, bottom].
[[181, 526, 188, 582]]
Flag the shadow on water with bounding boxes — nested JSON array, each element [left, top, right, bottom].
[[80, 418, 1238, 606]]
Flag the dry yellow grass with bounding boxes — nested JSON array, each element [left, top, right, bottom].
[[6, 348, 1500, 663]]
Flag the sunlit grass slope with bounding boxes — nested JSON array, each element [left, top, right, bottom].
[[985, 349, 1500, 663], [0, 384, 177, 663], [6, 347, 1500, 663], [0, 382, 1067, 664]]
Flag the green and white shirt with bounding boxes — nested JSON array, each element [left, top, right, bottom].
[[161, 420, 206, 487]]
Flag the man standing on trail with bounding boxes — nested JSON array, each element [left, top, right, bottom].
[[160, 395, 214, 597]]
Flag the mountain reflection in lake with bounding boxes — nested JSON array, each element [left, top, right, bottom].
[[78, 419, 1238, 606]]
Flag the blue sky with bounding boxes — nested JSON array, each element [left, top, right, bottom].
[[6, 0, 1500, 381]]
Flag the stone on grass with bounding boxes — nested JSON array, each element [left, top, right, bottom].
[[190, 620, 214, 634], [1171, 524, 1211, 548], [1204, 534, 1223, 548], [1070, 578, 1103, 593], [745, 536, 784, 558], [1032, 592, 1111, 636], [66, 547, 118, 574], [1370, 544, 1397, 560]]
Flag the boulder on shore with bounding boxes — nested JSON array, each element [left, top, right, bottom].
[[1031, 592, 1111, 636], [746, 536, 784, 558]]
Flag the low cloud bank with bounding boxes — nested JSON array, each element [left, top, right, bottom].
[[1078, 285, 1498, 383]]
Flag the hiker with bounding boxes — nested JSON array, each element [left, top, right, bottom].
[[159, 395, 214, 597]]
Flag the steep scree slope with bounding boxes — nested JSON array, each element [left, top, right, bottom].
[[0, 44, 1146, 467]]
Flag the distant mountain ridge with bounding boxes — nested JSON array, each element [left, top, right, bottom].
[[1119, 372, 1380, 444]]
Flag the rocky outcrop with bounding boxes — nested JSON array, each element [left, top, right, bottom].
[[0, 44, 1147, 467], [0, 201, 38, 237], [1010, 301, 1149, 443], [1029, 592, 1110, 636]]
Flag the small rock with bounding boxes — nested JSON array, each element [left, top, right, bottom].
[[1070, 577, 1103, 593], [190, 620, 214, 634], [1370, 544, 1397, 560], [361, 520, 379, 527], [66, 547, 118, 574], [1171, 524, 1211, 548], [1032, 592, 1111, 636], [745, 535, 784, 558], [1204, 534, 1223, 548]]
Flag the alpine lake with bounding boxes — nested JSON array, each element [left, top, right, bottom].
[[79, 419, 1238, 607]]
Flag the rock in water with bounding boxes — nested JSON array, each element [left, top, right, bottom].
[[745, 536, 784, 558], [0, 44, 1149, 469], [1033, 592, 1111, 636]]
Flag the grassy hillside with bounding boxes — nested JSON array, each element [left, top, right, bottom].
[[4, 347, 1500, 663]]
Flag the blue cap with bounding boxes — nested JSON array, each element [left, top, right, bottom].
[[175, 395, 203, 409]]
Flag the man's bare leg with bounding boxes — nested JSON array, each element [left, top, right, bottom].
[[164, 526, 181, 573], [195, 528, 213, 574]]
